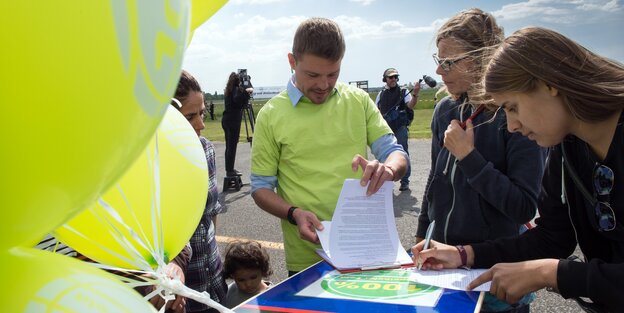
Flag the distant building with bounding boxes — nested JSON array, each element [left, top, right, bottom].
[[252, 86, 285, 99]]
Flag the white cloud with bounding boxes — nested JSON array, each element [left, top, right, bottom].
[[349, 0, 376, 5], [183, 14, 306, 88], [334, 15, 440, 41], [187, 14, 303, 63], [493, 1, 571, 22], [493, 0, 621, 24], [576, 0, 621, 11], [231, 0, 287, 4]]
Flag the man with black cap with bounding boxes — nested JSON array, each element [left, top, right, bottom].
[[376, 68, 420, 191]]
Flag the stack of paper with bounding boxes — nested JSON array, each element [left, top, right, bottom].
[[316, 179, 413, 271]]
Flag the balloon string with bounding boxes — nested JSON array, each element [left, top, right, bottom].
[[151, 132, 166, 265], [95, 199, 159, 268], [56, 121, 232, 311], [56, 141, 167, 270], [60, 208, 233, 312], [57, 223, 150, 270], [90, 262, 234, 313], [112, 139, 166, 268]]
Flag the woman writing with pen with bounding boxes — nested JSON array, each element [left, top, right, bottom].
[[413, 26, 624, 313], [415, 8, 547, 313]]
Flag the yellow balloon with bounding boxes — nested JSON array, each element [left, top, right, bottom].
[[0, 1, 191, 250], [3, 247, 157, 312], [54, 107, 208, 269], [191, 0, 228, 30]]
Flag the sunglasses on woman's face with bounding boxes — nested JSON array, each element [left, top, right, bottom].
[[432, 53, 469, 72], [593, 163, 616, 231]]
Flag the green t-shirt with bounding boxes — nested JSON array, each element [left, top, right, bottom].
[[251, 82, 392, 271]]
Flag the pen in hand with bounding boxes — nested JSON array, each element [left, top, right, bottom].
[[417, 220, 436, 270]]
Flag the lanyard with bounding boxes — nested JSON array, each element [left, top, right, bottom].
[[439, 104, 486, 148], [459, 105, 486, 129]]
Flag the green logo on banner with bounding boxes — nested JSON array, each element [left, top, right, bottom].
[[321, 270, 439, 300]]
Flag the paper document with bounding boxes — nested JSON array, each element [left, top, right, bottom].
[[315, 179, 413, 271], [410, 268, 492, 292]]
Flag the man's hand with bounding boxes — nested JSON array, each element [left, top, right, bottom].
[[292, 208, 323, 244], [351, 154, 395, 196], [413, 80, 422, 95], [468, 259, 559, 304], [443, 119, 475, 160]]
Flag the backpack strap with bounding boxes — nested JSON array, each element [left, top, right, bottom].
[[399, 88, 408, 109], [377, 89, 384, 110]]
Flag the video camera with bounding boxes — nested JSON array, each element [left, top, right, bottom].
[[237, 68, 252, 88]]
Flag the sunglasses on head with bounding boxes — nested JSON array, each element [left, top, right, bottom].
[[432, 53, 470, 72]]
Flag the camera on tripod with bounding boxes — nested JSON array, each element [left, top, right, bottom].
[[238, 68, 252, 88]]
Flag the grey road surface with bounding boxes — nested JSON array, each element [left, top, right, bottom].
[[212, 139, 583, 312]]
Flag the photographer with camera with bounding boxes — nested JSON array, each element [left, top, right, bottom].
[[222, 71, 253, 177], [375, 68, 419, 191]]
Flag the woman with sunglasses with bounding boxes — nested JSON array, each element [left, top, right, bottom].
[[413, 27, 624, 312], [416, 8, 547, 313]]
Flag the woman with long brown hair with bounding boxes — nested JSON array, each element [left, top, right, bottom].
[[413, 27, 624, 313], [415, 9, 547, 312]]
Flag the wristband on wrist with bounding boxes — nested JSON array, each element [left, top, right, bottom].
[[456, 245, 469, 269], [287, 207, 298, 225]]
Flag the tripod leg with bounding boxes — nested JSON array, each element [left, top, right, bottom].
[[242, 104, 254, 145], [248, 104, 256, 131], [242, 109, 251, 143]]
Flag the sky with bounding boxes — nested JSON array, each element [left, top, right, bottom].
[[182, 0, 624, 94]]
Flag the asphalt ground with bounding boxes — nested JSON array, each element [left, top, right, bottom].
[[212, 139, 584, 312]]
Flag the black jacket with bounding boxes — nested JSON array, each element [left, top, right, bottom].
[[472, 113, 624, 312], [417, 96, 546, 244], [223, 85, 250, 124]]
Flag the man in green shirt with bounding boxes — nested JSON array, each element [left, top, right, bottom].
[[251, 17, 408, 274]]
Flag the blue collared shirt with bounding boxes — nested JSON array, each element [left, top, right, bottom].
[[286, 74, 340, 107]]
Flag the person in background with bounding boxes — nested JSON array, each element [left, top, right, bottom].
[[375, 67, 420, 191], [223, 240, 272, 308], [171, 70, 227, 312], [209, 100, 215, 121], [251, 17, 408, 275], [415, 8, 547, 313], [413, 26, 624, 313], [222, 72, 253, 177]]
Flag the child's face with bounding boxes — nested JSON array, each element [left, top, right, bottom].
[[233, 268, 264, 295]]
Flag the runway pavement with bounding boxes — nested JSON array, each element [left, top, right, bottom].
[[211, 139, 584, 312]]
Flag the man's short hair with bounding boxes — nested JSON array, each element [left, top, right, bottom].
[[292, 17, 345, 62]]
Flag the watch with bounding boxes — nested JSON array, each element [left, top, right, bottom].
[[287, 207, 298, 225]]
